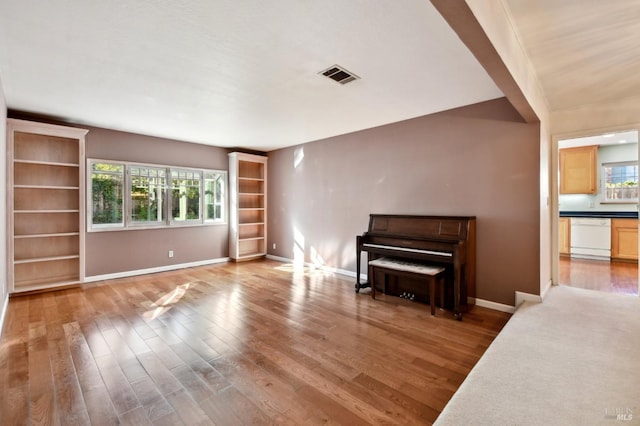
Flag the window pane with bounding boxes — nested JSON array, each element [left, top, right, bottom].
[[204, 172, 225, 221], [91, 162, 124, 226], [604, 162, 638, 201], [172, 169, 201, 221], [130, 166, 167, 224]]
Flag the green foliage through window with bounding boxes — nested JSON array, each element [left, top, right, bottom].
[[91, 163, 124, 225], [204, 172, 225, 222], [89, 160, 226, 230], [131, 166, 166, 224], [171, 170, 201, 221]]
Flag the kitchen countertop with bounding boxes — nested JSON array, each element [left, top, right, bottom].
[[559, 211, 638, 219]]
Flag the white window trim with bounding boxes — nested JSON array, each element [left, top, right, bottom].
[[87, 158, 227, 232]]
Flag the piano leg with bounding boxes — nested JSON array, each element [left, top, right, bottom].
[[355, 244, 370, 293], [355, 281, 370, 293], [356, 245, 360, 293], [355, 246, 362, 293]]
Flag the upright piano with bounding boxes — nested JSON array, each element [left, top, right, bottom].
[[356, 214, 476, 320]]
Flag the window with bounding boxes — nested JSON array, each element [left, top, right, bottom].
[[88, 159, 226, 231], [90, 162, 125, 228], [603, 161, 639, 202], [204, 171, 225, 222], [130, 166, 167, 225], [171, 169, 201, 222]]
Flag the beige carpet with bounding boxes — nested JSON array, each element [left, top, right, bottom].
[[435, 285, 640, 425]]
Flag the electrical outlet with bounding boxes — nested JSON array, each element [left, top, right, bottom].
[[272, 243, 276, 250], [168, 250, 174, 258]]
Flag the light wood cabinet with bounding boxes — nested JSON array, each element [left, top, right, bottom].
[[7, 119, 87, 293], [559, 145, 597, 194], [229, 152, 267, 261], [559, 217, 571, 256], [611, 218, 638, 262]]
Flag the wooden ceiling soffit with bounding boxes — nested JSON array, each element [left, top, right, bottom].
[[431, 0, 539, 123]]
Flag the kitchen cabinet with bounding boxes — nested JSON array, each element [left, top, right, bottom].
[[559, 145, 597, 194], [7, 119, 87, 293], [611, 218, 638, 262], [228, 152, 267, 261], [559, 217, 571, 256]]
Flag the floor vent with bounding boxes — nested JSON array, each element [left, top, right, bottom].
[[319, 65, 359, 84]]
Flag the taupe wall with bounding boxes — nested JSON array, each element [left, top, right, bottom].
[[268, 98, 540, 306], [85, 127, 229, 277], [0, 76, 7, 320]]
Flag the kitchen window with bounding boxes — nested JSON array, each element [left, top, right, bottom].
[[88, 159, 226, 231], [603, 161, 638, 203]]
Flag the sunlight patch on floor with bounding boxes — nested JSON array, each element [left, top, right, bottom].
[[274, 262, 332, 277], [143, 282, 192, 320]]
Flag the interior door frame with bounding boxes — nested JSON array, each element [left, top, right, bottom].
[[550, 125, 640, 295]]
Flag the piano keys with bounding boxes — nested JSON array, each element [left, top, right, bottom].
[[356, 214, 476, 320]]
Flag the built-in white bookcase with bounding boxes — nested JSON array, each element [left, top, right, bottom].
[[7, 119, 87, 293], [228, 152, 267, 261]]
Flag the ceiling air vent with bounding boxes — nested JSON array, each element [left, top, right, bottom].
[[319, 65, 359, 85]]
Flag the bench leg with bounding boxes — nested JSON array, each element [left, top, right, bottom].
[[430, 277, 436, 315], [384, 273, 389, 296], [439, 274, 445, 310]]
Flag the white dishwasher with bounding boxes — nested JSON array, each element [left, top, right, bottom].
[[570, 217, 611, 260]]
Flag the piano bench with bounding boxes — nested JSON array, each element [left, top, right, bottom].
[[368, 257, 445, 315]]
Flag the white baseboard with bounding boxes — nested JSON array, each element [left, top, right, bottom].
[[515, 290, 543, 309], [0, 293, 9, 339], [470, 297, 516, 314], [84, 257, 230, 283], [265, 255, 367, 281], [266, 254, 296, 264]]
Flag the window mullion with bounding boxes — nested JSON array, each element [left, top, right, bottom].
[[128, 164, 133, 228], [200, 172, 204, 224], [165, 167, 170, 225]]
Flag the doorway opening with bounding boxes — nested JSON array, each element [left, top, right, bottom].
[[557, 130, 639, 296]]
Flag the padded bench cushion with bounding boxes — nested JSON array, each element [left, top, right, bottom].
[[368, 257, 445, 276]]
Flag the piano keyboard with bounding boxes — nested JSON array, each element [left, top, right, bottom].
[[362, 243, 453, 257]]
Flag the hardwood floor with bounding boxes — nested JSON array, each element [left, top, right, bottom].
[[559, 257, 639, 295], [0, 259, 511, 425]]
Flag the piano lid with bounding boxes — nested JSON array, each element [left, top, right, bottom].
[[367, 214, 475, 240]]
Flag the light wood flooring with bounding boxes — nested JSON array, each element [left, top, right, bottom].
[[559, 257, 639, 295], [0, 259, 511, 425]]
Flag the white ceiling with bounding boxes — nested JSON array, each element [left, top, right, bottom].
[[503, 0, 640, 150], [503, 0, 640, 113], [0, 0, 503, 151]]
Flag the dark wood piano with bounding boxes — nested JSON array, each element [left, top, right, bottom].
[[356, 214, 476, 320]]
